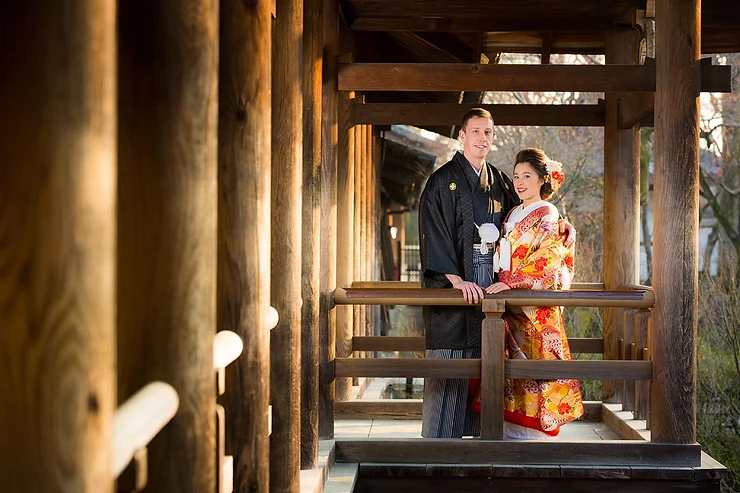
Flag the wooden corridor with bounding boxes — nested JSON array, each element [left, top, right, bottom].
[[1, 0, 738, 492]]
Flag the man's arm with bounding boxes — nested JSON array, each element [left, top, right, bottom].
[[445, 273, 484, 304]]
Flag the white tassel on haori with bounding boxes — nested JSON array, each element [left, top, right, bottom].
[[476, 222, 500, 255]]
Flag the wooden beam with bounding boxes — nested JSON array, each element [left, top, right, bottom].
[[352, 336, 603, 354], [541, 32, 553, 64], [349, 17, 614, 33], [481, 300, 505, 440], [617, 92, 654, 129], [217, 0, 271, 490], [334, 358, 652, 380], [339, 62, 731, 93], [0, 2, 116, 490], [333, 440, 702, 467], [335, 400, 423, 420], [353, 102, 605, 127], [118, 1, 218, 492], [652, 0, 700, 445], [301, 0, 322, 468], [339, 63, 655, 92], [271, 0, 302, 488]]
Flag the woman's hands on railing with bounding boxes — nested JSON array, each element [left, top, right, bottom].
[[486, 282, 510, 294]]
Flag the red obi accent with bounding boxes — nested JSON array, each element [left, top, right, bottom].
[[504, 411, 560, 436]]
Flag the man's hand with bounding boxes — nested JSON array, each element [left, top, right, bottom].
[[558, 219, 577, 247], [445, 274, 484, 304], [485, 282, 510, 294]]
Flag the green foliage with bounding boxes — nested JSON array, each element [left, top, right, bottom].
[[697, 272, 740, 491]]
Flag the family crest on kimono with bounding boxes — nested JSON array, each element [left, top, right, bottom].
[[486, 147, 584, 439], [418, 108, 576, 439]]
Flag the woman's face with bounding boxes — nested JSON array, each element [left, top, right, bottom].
[[513, 161, 545, 204]]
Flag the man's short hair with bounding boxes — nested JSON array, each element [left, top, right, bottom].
[[461, 108, 493, 131]]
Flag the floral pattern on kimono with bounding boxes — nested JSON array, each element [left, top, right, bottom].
[[498, 202, 583, 435]]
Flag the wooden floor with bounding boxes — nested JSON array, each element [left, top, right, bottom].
[[335, 418, 621, 440]]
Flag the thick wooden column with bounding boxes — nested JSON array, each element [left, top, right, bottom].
[[353, 126, 364, 362], [118, 2, 218, 492], [651, 0, 700, 444], [603, 28, 641, 403], [218, 0, 272, 491], [318, 0, 339, 440], [359, 126, 368, 344], [271, 0, 303, 489], [335, 94, 356, 405], [0, 3, 116, 491]]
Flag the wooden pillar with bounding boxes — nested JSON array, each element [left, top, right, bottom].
[[118, 2, 218, 492], [353, 126, 364, 362], [603, 27, 641, 403], [0, 3, 116, 491], [359, 126, 368, 344], [218, 0, 272, 491], [271, 0, 303, 488], [335, 94, 356, 404], [318, 0, 339, 440], [651, 0, 700, 444], [301, 0, 322, 466]]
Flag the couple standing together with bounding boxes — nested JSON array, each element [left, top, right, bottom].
[[419, 108, 584, 439]]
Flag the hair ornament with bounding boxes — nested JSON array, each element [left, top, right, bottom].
[[544, 159, 565, 186]]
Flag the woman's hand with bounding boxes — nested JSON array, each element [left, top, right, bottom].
[[485, 282, 510, 294], [558, 219, 577, 247], [446, 274, 484, 304]]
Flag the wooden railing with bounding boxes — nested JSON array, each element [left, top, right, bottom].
[[333, 283, 653, 440]]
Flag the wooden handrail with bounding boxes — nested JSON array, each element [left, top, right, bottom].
[[214, 330, 244, 370], [351, 335, 603, 354], [350, 281, 607, 291], [334, 287, 654, 308], [112, 382, 179, 477], [334, 358, 651, 380]]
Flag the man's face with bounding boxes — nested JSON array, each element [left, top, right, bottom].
[[459, 116, 494, 162]]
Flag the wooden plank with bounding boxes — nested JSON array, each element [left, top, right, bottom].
[[506, 360, 651, 380], [324, 463, 359, 493], [350, 281, 605, 290], [271, 0, 303, 489], [334, 440, 702, 467], [481, 300, 506, 440], [335, 400, 423, 420], [352, 102, 606, 127], [622, 310, 638, 412], [334, 358, 651, 380], [652, 0, 700, 445], [118, 1, 218, 491], [0, 2, 116, 489], [339, 63, 656, 92], [335, 287, 654, 308], [634, 310, 651, 420], [352, 337, 601, 354], [349, 16, 614, 33], [217, 0, 271, 490]]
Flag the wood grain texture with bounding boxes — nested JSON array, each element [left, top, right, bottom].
[[634, 310, 651, 421], [481, 302, 505, 440], [301, 0, 323, 465], [334, 287, 654, 308], [652, 0, 700, 445], [270, 0, 303, 488], [319, 0, 340, 441], [351, 336, 602, 354], [217, 0, 272, 491], [334, 439, 702, 467], [335, 400, 423, 420], [0, 2, 116, 491], [603, 29, 641, 405], [339, 63, 656, 92], [118, 1, 218, 492], [353, 102, 605, 127], [335, 92, 356, 404]]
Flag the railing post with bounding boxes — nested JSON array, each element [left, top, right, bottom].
[[622, 309, 637, 413], [635, 309, 652, 423], [481, 298, 506, 440]]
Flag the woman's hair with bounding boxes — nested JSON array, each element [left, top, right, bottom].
[[513, 148, 564, 200]]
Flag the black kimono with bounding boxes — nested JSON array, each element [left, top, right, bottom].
[[419, 151, 520, 350]]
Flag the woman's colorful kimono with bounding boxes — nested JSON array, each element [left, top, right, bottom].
[[498, 201, 583, 436]]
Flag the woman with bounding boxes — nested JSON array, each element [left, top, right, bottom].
[[486, 148, 584, 439]]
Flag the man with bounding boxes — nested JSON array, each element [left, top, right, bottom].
[[418, 108, 574, 438]]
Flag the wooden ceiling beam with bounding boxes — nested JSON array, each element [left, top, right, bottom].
[[618, 92, 654, 129], [352, 102, 606, 127], [338, 61, 732, 93], [349, 16, 614, 32]]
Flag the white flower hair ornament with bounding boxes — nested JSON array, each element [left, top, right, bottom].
[[544, 159, 565, 186]]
